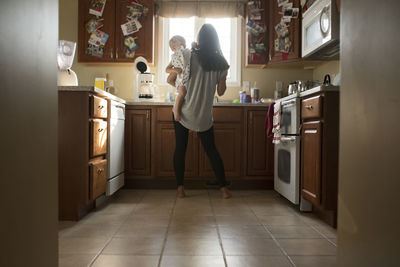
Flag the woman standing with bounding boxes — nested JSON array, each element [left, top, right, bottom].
[[172, 24, 231, 199]]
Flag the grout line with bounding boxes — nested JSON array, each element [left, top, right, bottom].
[[87, 189, 148, 267], [308, 225, 338, 247], [156, 190, 178, 267], [207, 190, 229, 267], [241, 195, 297, 267]]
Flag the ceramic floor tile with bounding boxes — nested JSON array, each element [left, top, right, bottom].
[[215, 215, 260, 226], [329, 238, 337, 245], [167, 225, 218, 239], [173, 207, 214, 216], [124, 215, 171, 227], [134, 203, 174, 216], [164, 238, 222, 256], [277, 239, 337, 256], [267, 225, 323, 239], [115, 224, 168, 238], [170, 215, 216, 226], [258, 215, 307, 226], [296, 213, 326, 226], [251, 206, 297, 216], [222, 237, 283, 256], [102, 237, 164, 255], [212, 206, 254, 216], [313, 224, 337, 238], [91, 255, 160, 267], [290, 255, 337, 267], [218, 225, 272, 238], [58, 254, 96, 267], [226, 255, 293, 267], [95, 203, 136, 215], [160, 256, 225, 267], [79, 213, 128, 226], [59, 237, 108, 254], [59, 223, 120, 238]]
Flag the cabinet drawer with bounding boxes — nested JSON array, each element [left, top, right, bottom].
[[91, 95, 108, 118], [90, 159, 107, 200], [157, 107, 172, 121], [90, 119, 108, 157], [213, 108, 242, 123], [302, 95, 323, 119]]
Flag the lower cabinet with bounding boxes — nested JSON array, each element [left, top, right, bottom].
[[247, 110, 274, 177], [125, 105, 274, 188], [59, 91, 109, 220], [125, 109, 151, 177], [301, 121, 322, 206]]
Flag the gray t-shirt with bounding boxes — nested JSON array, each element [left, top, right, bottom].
[[176, 53, 228, 132]]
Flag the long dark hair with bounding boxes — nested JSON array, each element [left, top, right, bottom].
[[195, 24, 230, 72]]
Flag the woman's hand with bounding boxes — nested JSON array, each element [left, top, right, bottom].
[[173, 67, 182, 74]]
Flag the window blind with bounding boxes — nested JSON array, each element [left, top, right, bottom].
[[155, 0, 246, 18]]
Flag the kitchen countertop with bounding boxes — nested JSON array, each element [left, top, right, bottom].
[[279, 85, 340, 102], [126, 100, 272, 107], [58, 86, 126, 104]]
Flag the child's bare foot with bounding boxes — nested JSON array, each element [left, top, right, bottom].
[[177, 186, 186, 198], [220, 187, 232, 199]]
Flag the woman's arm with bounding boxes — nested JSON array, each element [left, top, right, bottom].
[[217, 73, 227, 96]]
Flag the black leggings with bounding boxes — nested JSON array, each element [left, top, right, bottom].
[[173, 116, 227, 188]]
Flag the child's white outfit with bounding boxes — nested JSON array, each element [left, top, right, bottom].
[[170, 45, 191, 88]]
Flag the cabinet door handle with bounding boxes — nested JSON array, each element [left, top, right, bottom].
[[97, 168, 104, 174], [110, 48, 113, 59], [116, 48, 118, 59], [305, 105, 313, 110], [97, 105, 104, 110], [97, 128, 104, 132]]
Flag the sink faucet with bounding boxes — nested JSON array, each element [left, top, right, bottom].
[[214, 96, 219, 103]]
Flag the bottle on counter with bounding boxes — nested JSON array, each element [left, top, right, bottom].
[[239, 90, 246, 103], [250, 81, 260, 103]]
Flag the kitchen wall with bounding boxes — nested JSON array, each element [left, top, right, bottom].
[[338, 0, 400, 266], [59, 0, 313, 101], [313, 60, 340, 82], [1, 0, 58, 266]]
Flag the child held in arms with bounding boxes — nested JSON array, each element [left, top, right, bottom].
[[165, 35, 191, 121]]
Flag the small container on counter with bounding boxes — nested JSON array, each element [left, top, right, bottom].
[[239, 90, 246, 103]]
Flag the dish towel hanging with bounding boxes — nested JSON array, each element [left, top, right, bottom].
[[272, 101, 281, 144], [266, 102, 275, 137]]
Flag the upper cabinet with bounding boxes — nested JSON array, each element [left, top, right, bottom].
[[246, 0, 302, 66], [268, 0, 301, 63], [78, 0, 154, 63]]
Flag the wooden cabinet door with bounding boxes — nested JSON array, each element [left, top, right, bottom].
[[90, 95, 108, 118], [78, 0, 116, 62], [90, 159, 107, 200], [156, 123, 198, 177], [115, 0, 154, 62], [246, 110, 274, 176], [90, 119, 108, 157], [199, 123, 242, 178], [301, 121, 322, 206], [268, 0, 301, 63], [125, 109, 151, 176]]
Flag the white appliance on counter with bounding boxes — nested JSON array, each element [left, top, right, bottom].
[[57, 40, 78, 86], [107, 100, 125, 195], [302, 0, 340, 59], [274, 96, 312, 211]]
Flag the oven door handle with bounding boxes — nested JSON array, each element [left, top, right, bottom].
[[280, 136, 297, 143], [281, 99, 297, 106]]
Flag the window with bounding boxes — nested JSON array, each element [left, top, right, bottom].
[[158, 17, 241, 87]]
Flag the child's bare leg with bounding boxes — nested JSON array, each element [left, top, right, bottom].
[[167, 73, 177, 87], [173, 86, 187, 121]]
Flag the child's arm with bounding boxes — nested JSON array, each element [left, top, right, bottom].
[[173, 86, 187, 121], [166, 63, 182, 74]]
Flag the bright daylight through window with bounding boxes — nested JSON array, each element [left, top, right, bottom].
[[158, 17, 241, 87]]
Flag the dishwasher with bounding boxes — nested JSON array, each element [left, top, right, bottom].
[[107, 100, 125, 196]]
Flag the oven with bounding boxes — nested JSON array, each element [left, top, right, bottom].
[[274, 135, 300, 204], [274, 96, 312, 210]]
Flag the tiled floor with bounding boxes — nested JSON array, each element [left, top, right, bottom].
[[59, 190, 337, 267]]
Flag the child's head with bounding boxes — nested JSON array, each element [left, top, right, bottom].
[[169, 35, 186, 52]]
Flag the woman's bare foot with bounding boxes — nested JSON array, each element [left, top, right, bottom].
[[220, 187, 232, 199], [177, 186, 186, 198]]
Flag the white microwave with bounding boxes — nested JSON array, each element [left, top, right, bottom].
[[302, 0, 340, 59]]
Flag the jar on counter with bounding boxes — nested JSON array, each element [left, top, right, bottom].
[[239, 90, 246, 103]]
